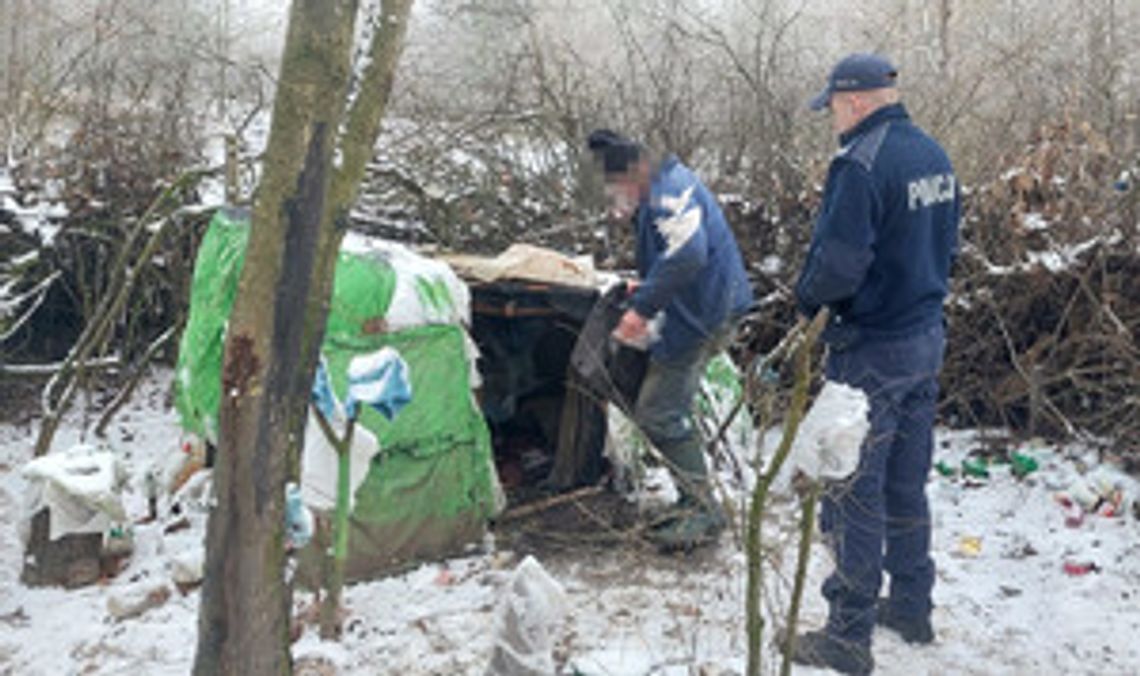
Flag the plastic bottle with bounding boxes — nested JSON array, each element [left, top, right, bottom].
[[962, 457, 990, 479], [1010, 452, 1039, 479]]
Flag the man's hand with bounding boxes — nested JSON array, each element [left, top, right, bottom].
[[612, 308, 650, 348]]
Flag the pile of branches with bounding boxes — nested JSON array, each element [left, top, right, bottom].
[[352, 118, 605, 258], [944, 118, 1140, 464], [2, 104, 210, 374]]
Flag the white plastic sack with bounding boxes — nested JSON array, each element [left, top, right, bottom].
[[486, 555, 568, 676], [22, 444, 126, 541], [786, 381, 870, 481], [300, 410, 381, 512]]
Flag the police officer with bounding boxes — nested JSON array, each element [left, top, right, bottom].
[[791, 54, 960, 674]]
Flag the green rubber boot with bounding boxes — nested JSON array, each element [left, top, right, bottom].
[[645, 485, 726, 551]]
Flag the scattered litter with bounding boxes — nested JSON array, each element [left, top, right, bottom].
[[486, 556, 567, 676], [1062, 561, 1099, 577], [1055, 496, 1085, 528], [955, 536, 983, 558], [21, 444, 127, 540], [1055, 469, 1129, 524], [170, 549, 205, 590], [1067, 481, 1100, 512], [167, 438, 207, 495], [1098, 490, 1125, 518], [1010, 452, 1039, 478], [285, 482, 314, 550], [107, 582, 172, 622], [434, 566, 455, 587], [104, 524, 134, 562], [935, 460, 957, 478], [962, 457, 990, 479], [1001, 534, 1039, 560]]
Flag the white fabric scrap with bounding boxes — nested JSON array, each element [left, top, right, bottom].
[[786, 381, 870, 481], [22, 444, 126, 541]]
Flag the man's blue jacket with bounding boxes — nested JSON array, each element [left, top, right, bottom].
[[630, 155, 753, 361], [796, 103, 959, 348]]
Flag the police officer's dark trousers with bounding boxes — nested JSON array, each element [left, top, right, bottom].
[[819, 322, 945, 646]]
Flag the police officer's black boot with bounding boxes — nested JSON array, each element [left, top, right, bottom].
[[791, 629, 874, 675]]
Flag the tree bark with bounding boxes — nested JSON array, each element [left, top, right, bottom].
[[193, 1, 415, 673], [193, 3, 355, 674]]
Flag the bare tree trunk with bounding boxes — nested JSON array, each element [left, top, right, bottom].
[[192, 4, 356, 673], [193, 0, 415, 672]]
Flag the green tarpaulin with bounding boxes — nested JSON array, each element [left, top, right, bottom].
[[174, 208, 498, 575]]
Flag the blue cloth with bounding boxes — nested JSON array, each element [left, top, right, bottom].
[[630, 155, 753, 361], [310, 358, 339, 421], [819, 323, 944, 644], [795, 104, 959, 350], [344, 348, 413, 421]]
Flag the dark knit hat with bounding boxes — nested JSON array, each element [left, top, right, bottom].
[[587, 129, 642, 175]]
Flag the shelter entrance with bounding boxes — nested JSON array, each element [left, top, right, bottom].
[[467, 281, 609, 500]]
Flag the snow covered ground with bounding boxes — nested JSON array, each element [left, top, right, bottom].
[[1, 371, 1139, 675]]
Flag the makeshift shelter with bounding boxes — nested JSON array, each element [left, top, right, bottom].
[[175, 209, 636, 578], [174, 208, 501, 578]]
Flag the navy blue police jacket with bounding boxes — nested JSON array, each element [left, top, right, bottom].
[[630, 155, 753, 361], [795, 103, 959, 348]]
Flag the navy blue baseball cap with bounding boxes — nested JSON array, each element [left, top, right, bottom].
[[809, 53, 898, 111]]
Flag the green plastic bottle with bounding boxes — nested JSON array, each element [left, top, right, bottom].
[[962, 457, 990, 479], [1010, 452, 1039, 478]]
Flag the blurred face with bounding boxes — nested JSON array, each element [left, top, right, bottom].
[[603, 164, 648, 220]]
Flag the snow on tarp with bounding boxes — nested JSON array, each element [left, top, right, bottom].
[[340, 231, 471, 330], [21, 444, 126, 541]]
